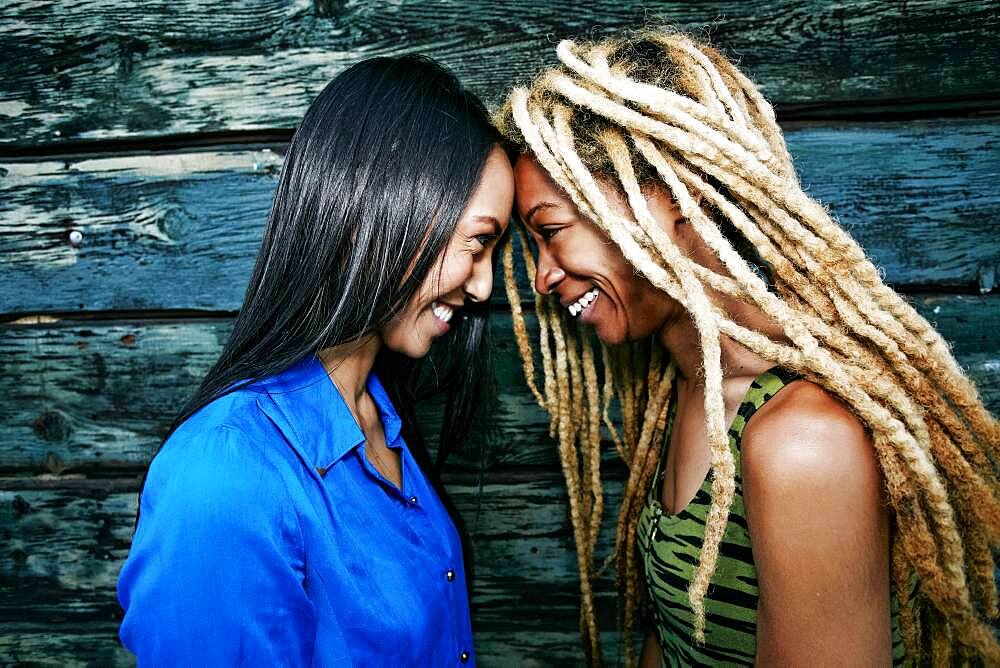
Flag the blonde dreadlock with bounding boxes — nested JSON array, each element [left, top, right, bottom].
[[495, 29, 1000, 666]]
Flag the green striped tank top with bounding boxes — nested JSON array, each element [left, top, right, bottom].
[[637, 367, 908, 666]]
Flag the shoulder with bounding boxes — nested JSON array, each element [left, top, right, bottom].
[[143, 394, 300, 535], [737, 380, 893, 662], [159, 384, 299, 476], [122, 422, 308, 637], [168, 385, 272, 445], [137, 421, 306, 567], [739, 378, 886, 556], [737, 378, 890, 593], [741, 378, 880, 504], [146, 426, 287, 517]]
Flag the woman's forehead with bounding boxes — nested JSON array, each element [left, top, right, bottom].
[[513, 155, 572, 218]]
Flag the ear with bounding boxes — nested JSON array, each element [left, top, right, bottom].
[[657, 185, 701, 215], [643, 186, 687, 235]]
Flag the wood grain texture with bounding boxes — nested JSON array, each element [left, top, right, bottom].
[[0, 149, 283, 313], [0, 626, 632, 667], [2, 119, 999, 316], [0, 313, 549, 473], [2, 0, 998, 144], [0, 475, 624, 665], [0, 624, 136, 667], [2, 1, 997, 663], [1, 296, 998, 475]]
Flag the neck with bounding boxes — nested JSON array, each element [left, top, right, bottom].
[[656, 300, 781, 388], [318, 335, 382, 407]]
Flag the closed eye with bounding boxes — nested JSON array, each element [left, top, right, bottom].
[[473, 233, 499, 250], [538, 226, 562, 241]]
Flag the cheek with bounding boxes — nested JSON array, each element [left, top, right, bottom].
[[406, 263, 448, 316], [563, 231, 623, 278], [413, 249, 468, 304], [438, 251, 473, 288], [380, 311, 432, 357], [604, 267, 672, 340], [626, 283, 677, 338], [384, 285, 435, 342]]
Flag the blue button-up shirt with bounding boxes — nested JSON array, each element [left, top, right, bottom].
[[117, 354, 475, 666]]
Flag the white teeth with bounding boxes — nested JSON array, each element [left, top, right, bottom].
[[566, 289, 599, 317], [432, 302, 454, 323]]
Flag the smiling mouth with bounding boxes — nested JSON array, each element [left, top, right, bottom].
[[566, 288, 599, 317], [432, 301, 455, 324]]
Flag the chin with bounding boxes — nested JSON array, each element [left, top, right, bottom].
[[594, 316, 647, 345], [381, 330, 433, 359], [593, 325, 627, 346], [395, 340, 433, 359]]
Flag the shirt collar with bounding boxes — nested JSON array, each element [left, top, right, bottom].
[[254, 354, 402, 475]]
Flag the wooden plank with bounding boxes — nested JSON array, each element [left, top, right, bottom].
[[0, 475, 624, 666], [786, 121, 1000, 293], [1, 295, 998, 474], [0, 313, 552, 473], [1, 0, 997, 144], [0, 625, 630, 667], [0, 149, 282, 313], [0, 489, 134, 623], [477, 631, 626, 667], [2, 120, 999, 316], [0, 624, 136, 668]]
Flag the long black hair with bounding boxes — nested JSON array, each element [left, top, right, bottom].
[[137, 55, 503, 586]]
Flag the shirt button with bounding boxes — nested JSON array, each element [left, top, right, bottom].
[[409, 495, 418, 505], [446, 569, 455, 582], [460, 651, 469, 663]]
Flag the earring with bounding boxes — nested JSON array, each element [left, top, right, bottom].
[[748, 261, 774, 290]]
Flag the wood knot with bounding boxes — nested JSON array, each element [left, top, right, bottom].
[[10, 548, 28, 566], [313, 0, 345, 18], [33, 412, 70, 443], [12, 495, 33, 519]]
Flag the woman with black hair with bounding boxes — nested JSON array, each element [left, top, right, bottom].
[[117, 55, 513, 665]]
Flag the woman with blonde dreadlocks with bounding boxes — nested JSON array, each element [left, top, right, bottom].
[[495, 29, 1000, 667]]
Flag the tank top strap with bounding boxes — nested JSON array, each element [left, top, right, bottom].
[[648, 382, 679, 503], [728, 366, 803, 448]]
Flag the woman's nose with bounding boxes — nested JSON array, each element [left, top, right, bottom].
[[534, 253, 566, 295], [464, 259, 494, 304]]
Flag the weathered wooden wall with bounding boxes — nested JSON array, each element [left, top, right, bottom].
[[1, 1, 998, 665]]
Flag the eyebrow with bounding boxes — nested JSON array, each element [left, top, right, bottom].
[[523, 201, 560, 225], [472, 215, 503, 235]]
